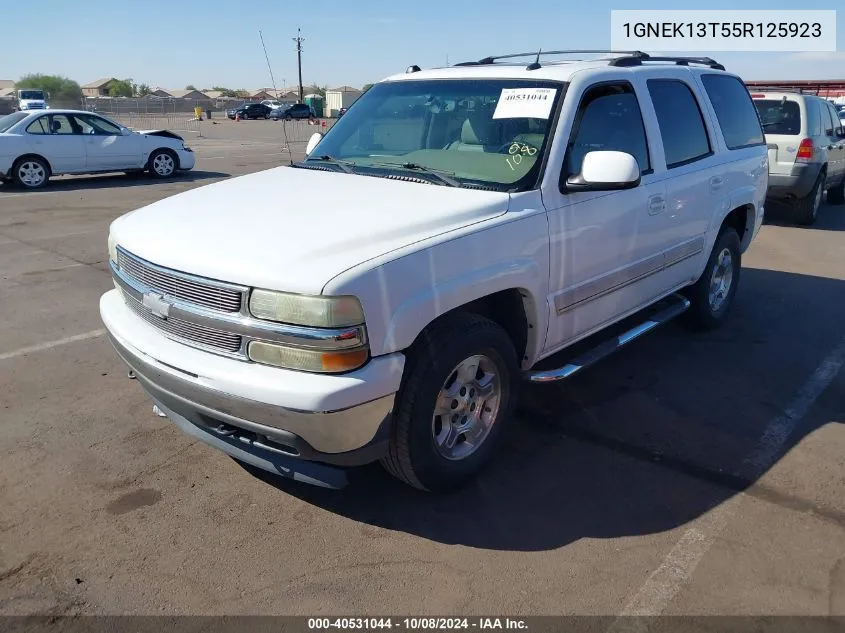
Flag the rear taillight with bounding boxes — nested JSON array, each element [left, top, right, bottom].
[[796, 138, 814, 162]]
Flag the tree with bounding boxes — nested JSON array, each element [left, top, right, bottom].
[[185, 84, 197, 91], [362, 83, 374, 93], [136, 83, 152, 97], [15, 74, 82, 105], [306, 84, 328, 98], [107, 79, 134, 98], [234, 89, 250, 98]]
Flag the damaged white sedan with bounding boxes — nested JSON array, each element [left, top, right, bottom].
[[0, 109, 195, 189]]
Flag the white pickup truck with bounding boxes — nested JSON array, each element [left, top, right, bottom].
[[100, 51, 768, 492]]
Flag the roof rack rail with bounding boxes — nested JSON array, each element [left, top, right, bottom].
[[745, 85, 823, 95], [454, 50, 649, 69], [609, 55, 725, 70]]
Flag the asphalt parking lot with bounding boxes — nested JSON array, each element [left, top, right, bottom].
[[1, 122, 844, 618]]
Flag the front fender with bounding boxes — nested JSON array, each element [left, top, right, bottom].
[[384, 257, 543, 361]]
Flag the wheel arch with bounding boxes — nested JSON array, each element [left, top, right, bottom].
[[13, 153, 53, 176], [147, 146, 180, 170]]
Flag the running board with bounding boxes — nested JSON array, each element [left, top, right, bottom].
[[524, 294, 691, 384]]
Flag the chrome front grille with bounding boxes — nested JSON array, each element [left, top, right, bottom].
[[116, 248, 243, 313], [124, 292, 243, 354]]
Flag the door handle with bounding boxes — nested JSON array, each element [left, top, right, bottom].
[[710, 176, 725, 191], [648, 194, 666, 215]]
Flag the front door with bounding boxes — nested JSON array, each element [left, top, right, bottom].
[[542, 79, 667, 354], [73, 113, 141, 171]]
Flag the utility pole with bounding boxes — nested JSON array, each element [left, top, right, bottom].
[[293, 28, 305, 103]]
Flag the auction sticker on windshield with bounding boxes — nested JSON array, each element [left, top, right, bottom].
[[493, 88, 557, 120]]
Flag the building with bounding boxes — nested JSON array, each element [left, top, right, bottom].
[[82, 78, 118, 97], [745, 79, 845, 98], [148, 88, 209, 100], [325, 86, 362, 117]]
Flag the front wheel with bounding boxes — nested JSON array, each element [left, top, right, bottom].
[[381, 312, 520, 492], [147, 149, 178, 179], [683, 227, 741, 331], [827, 174, 845, 205]]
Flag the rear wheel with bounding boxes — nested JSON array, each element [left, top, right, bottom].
[[795, 171, 824, 225], [12, 156, 49, 189], [683, 227, 741, 331], [381, 312, 520, 492]]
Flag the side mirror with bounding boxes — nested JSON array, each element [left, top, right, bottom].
[[565, 150, 641, 192], [305, 132, 323, 157]]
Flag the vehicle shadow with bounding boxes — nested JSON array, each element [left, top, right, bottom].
[[238, 267, 845, 552], [764, 199, 845, 231], [0, 170, 230, 193]]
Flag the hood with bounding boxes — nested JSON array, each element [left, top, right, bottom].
[[112, 165, 510, 294], [133, 129, 184, 141]]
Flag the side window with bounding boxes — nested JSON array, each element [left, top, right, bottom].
[[700, 74, 765, 150], [48, 115, 77, 135], [564, 82, 651, 178], [826, 103, 842, 136], [808, 101, 822, 137], [821, 102, 836, 137], [25, 117, 50, 135], [74, 114, 121, 135], [647, 79, 712, 168]]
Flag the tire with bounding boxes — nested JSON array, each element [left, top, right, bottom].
[[285, 115, 292, 121], [795, 171, 824, 225], [147, 149, 178, 179], [827, 173, 845, 205], [380, 312, 520, 492], [11, 156, 50, 189], [683, 227, 742, 331]]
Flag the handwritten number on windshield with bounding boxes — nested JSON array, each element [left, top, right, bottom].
[[506, 142, 537, 170]]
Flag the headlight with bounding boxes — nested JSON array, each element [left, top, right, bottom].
[[249, 289, 365, 328], [108, 234, 117, 263]]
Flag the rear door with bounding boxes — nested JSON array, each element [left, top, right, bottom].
[[25, 114, 87, 173], [821, 101, 845, 185]]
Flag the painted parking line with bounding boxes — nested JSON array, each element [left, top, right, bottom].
[[609, 334, 845, 627], [0, 329, 106, 362]]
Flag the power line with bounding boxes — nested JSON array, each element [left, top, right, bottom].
[[258, 30, 279, 99]]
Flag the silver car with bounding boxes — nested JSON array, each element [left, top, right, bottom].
[[751, 90, 845, 225]]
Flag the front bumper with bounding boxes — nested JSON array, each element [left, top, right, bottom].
[[176, 148, 195, 171], [100, 290, 404, 485]]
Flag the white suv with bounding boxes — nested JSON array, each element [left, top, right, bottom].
[[100, 51, 767, 492], [751, 90, 845, 224]]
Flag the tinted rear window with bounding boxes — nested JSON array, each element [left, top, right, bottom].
[[753, 100, 800, 135], [701, 75, 765, 149]]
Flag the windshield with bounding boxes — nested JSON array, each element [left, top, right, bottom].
[[306, 78, 565, 191], [0, 112, 28, 133], [18, 90, 45, 100], [753, 99, 800, 135]]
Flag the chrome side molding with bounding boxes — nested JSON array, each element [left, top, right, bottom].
[[524, 293, 691, 384]]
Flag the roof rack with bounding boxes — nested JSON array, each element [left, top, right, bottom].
[[454, 50, 649, 70], [609, 55, 725, 70]]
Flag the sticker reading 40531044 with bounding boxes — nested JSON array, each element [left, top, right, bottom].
[[493, 88, 557, 120]]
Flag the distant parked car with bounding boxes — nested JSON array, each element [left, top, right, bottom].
[[226, 103, 272, 120], [271, 103, 315, 121], [751, 90, 845, 224], [337, 107, 348, 118], [260, 100, 283, 111], [0, 109, 194, 189]]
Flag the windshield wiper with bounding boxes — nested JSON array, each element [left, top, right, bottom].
[[368, 161, 462, 188], [305, 155, 356, 174]]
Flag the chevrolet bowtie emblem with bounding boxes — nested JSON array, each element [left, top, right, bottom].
[[142, 292, 171, 319]]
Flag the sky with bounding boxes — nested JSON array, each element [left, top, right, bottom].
[[2, 0, 844, 90]]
